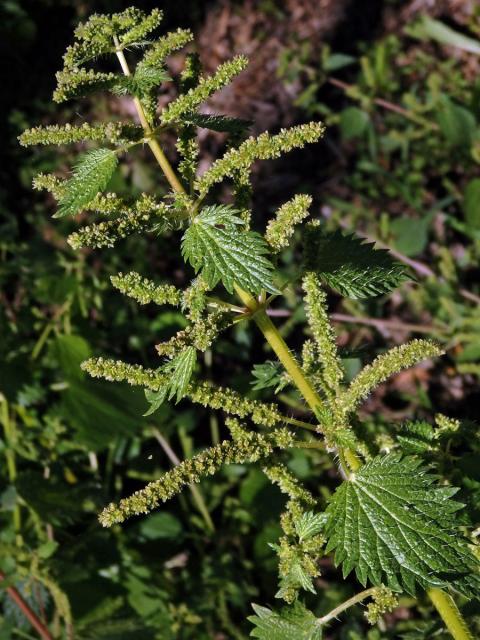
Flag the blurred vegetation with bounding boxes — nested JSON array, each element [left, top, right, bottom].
[[1, 1, 480, 639]]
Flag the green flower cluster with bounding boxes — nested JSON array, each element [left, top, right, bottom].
[[265, 194, 312, 252], [195, 122, 326, 195], [365, 587, 399, 625], [63, 7, 163, 70], [302, 273, 343, 397], [111, 272, 182, 307], [264, 464, 316, 506], [161, 56, 249, 124], [99, 428, 294, 527], [19, 122, 142, 147], [139, 28, 193, 72], [82, 357, 167, 390], [155, 311, 229, 356], [68, 194, 172, 249], [82, 356, 285, 428], [33, 173, 65, 199], [54, 68, 118, 103], [189, 381, 284, 428], [341, 339, 444, 414]]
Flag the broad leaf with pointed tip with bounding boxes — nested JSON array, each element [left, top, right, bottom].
[[325, 453, 480, 597], [185, 112, 252, 135], [182, 205, 278, 294], [249, 602, 322, 640], [304, 229, 408, 298], [56, 148, 118, 218]]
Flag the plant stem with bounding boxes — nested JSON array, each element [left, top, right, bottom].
[[114, 38, 185, 195], [234, 286, 362, 471], [0, 572, 53, 640], [428, 588, 474, 640], [293, 440, 325, 450], [327, 76, 438, 130], [318, 586, 378, 625], [115, 44, 474, 640], [343, 448, 362, 472], [1, 397, 22, 542], [283, 417, 318, 432], [330, 312, 445, 337], [235, 288, 325, 413]]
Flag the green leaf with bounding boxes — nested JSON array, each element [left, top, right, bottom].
[[143, 387, 168, 416], [323, 53, 356, 72], [185, 112, 252, 135], [182, 205, 278, 294], [249, 602, 322, 640], [144, 347, 196, 411], [251, 361, 288, 393], [37, 540, 59, 559], [51, 335, 150, 450], [139, 512, 183, 540], [304, 229, 409, 298], [294, 512, 327, 542], [397, 421, 435, 455], [115, 65, 170, 97], [51, 334, 91, 380], [339, 107, 370, 140], [436, 96, 476, 148], [463, 178, 480, 231], [56, 148, 118, 218], [390, 214, 432, 257], [277, 562, 316, 597], [411, 15, 480, 55], [15, 471, 86, 525], [163, 346, 197, 403], [325, 453, 480, 597]]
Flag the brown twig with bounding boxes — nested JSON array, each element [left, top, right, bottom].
[[0, 571, 53, 640], [327, 76, 439, 129], [330, 312, 445, 335]]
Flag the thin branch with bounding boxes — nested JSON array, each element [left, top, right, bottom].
[[327, 76, 438, 130], [113, 37, 185, 195], [283, 416, 318, 432], [318, 586, 378, 625], [0, 572, 53, 640], [330, 312, 445, 336]]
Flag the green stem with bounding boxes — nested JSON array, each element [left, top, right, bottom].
[[343, 448, 361, 472], [1, 397, 21, 542], [428, 588, 473, 640], [235, 287, 325, 414], [235, 286, 362, 471], [114, 38, 185, 195], [204, 349, 220, 446], [293, 440, 325, 451], [115, 43, 474, 640], [318, 587, 377, 626], [283, 417, 318, 432]]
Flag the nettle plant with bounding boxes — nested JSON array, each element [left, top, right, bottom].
[[20, 8, 479, 639]]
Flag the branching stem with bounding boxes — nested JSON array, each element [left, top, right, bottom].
[[234, 286, 363, 471], [318, 586, 377, 625], [114, 38, 185, 195], [113, 43, 473, 640]]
